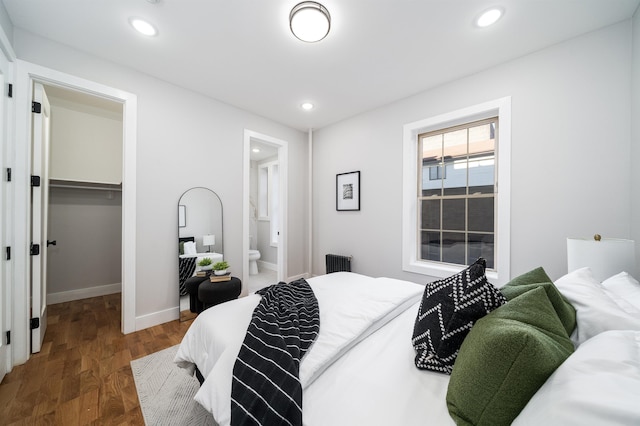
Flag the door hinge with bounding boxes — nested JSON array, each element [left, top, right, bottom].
[[32, 101, 41, 114], [31, 175, 41, 187], [30, 243, 40, 256], [5, 246, 10, 261], [30, 318, 40, 330], [6, 168, 11, 182], [5, 330, 10, 345], [7, 83, 12, 98]]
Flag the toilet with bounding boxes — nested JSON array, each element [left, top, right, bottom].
[[249, 249, 261, 275]]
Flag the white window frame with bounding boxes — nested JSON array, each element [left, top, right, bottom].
[[402, 97, 511, 285]]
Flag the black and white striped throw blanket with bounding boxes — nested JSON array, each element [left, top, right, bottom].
[[230, 278, 320, 426]]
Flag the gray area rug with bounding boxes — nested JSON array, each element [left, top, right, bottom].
[[131, 345, 216, 426]]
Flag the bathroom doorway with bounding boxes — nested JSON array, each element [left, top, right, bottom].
[[243, 130, 288, 294]]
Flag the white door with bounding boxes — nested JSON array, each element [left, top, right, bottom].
[[0, 44, 9, 382], [30, 82, 50, 353]]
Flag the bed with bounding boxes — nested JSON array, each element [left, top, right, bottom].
[[174, 263, 640, 426]]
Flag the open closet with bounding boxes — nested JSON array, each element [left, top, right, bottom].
[[44, 85, 124, 306]]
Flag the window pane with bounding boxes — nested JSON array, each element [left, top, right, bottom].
[[468, 233, 494, 269], [442, 157, 467, 196], [468, 197, 494, 232], [468, 154, 494, 194], [443, 129, 467, 196], [421, 231, 440, 261], [421, 135, 442, 195], [468, 123, 495, 155], [442, 232, 465, 265], [421, 199, 440, 230], [442, 198, 465, 231]]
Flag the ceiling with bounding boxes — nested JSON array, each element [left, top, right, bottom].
[[3, 0, 639, 131]]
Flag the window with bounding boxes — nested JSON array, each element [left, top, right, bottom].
[[258, 160, 279, 247], [403, 98, 511, 284], [419, 118, 496, 267]]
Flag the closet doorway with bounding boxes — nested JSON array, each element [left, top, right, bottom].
[[35, 84, 124, 351], [45, 84, 123, 297]]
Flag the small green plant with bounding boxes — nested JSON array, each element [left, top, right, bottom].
[[198, 258, 213, 267], [213, 261, 229, 271]]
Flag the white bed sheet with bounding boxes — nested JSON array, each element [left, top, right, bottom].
[[303, 300, 454, 426], [175, 272, 434, 426]]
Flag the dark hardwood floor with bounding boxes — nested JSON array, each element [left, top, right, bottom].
[[0, 293, 192, 425]]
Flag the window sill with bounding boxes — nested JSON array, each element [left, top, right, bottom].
[[403, 259, 500, 284]]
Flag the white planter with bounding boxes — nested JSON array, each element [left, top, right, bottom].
[[213, 269, 227, 276]]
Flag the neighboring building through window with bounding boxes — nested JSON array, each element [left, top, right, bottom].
[[419, 118, 497, 268], [402, 97, 511, 284]]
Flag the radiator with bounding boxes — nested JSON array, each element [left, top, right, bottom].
[[326, 254, 352, 274]]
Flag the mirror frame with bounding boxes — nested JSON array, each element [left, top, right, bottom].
[[177, 187, 223, 321]]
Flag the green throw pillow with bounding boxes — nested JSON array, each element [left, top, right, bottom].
[[446, 287, 574, 426], [500, 267, 576, 336]]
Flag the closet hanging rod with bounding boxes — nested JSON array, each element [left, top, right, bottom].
[[49, 179, 122, 192]]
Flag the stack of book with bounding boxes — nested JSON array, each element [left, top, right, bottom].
[[210, 273, 231, 282], [195, 270, 209, 277]]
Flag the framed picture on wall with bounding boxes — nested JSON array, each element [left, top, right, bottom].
[[336, 171, 360, 211], [178, 204, 186, 227]]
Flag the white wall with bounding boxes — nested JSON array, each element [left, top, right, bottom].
[[47, 187, 122, 296], [632, 8, 640, 278], [48, 98, 123, 184], [11, 28, 308, 325], [313, 21, 633, 282]]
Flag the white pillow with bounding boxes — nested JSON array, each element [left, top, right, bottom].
[[600, 272, 640, 313], [183, 241, 197, 255], [513, 330, 640, 426], [554, 267, 640, 346]]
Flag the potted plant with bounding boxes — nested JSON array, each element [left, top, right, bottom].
[[198, 257, 213, 271], [213, 261, 229, 276]]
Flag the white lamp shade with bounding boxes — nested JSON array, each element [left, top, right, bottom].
[[203, 234, 216, 247], [567, 237, 635, 282]]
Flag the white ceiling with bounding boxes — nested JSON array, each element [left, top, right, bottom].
[[3, 0, 639, 131]]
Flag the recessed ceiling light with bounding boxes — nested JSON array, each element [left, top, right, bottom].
[[130, 18, 158, 36], [290, 2, 331, 43], [301, 102, 314, 110], [476, 8, 503, 28], [252, 148, 261, 153]]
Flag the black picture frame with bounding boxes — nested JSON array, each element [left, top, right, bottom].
[[336, 171, 360, 211]]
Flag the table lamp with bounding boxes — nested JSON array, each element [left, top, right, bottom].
[[203, 234, 215, 252], [567, 234, 635, 282]]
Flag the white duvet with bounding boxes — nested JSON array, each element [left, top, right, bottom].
[[175, 270, 640, 426], [174, 272, 443, 426]]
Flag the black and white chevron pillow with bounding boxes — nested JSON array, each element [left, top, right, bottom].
[[411, 258, 506, 374]]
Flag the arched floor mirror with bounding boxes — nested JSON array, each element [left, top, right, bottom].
[[178, 187, 223, 321]]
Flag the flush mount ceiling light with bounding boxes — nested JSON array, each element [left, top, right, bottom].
[[476, 8, 503, 28], [130, 18, 158, 36], [290, 2, 331, 42], [301, 102, 314, 110]]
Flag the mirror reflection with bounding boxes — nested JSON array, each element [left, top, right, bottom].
[[178, 187, 223, 321]]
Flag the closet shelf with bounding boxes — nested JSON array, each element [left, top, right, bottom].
[[49, 179, 122, 191]]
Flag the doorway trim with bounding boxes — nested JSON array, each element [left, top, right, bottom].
[[243, 130, 288, 288], [12, 60, 137, 364]]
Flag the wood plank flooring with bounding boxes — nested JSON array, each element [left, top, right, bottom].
[[0, 293, 193, 425]]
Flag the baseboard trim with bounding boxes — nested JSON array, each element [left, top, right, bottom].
[[135, 306, 178, 331], [258, 260, 277, 271], [287, 272, 310, 281], [48, 283, 122, 305]]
